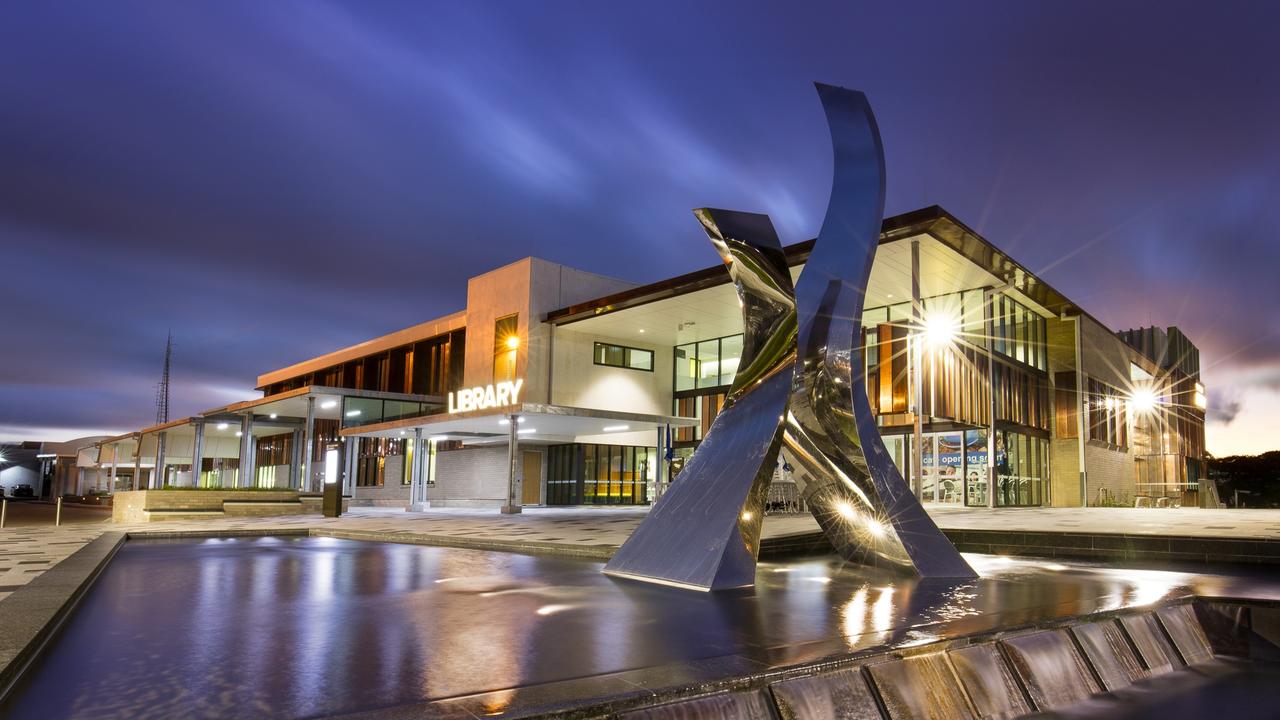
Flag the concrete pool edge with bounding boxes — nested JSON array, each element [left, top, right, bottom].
[[764, 528, 1280, 566], [0, 531, 126, 698], [312, 595, 1280, 720]]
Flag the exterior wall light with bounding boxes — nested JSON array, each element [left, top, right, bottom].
[[1129, 387, 1157, 414], [922, 311, 959, 348]]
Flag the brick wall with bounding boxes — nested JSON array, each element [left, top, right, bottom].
[[429, 446, 510, 508], [350, 454, 412, 507], [1079, 315, 1139, 505]]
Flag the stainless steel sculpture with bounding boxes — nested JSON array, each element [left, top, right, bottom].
[[604, 83, 975, 591], [603, 209, 797, 590], [783, 84, 975, 579]]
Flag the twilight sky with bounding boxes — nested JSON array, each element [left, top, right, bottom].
[[2, 1, 1278, 455]]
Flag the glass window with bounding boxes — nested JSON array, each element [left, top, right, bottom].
[[673, 333, 743, 390], [696, 339, 720, 386], [674, 345, 695, 391], [594, 342, 654, 372], [341, 396, 383, 428], [990, 294, 1047, 371], [627, 349, 653, 371], [719, 335, 743, 385], [383, 400, 422, 421], [494, 314, 519, 382]]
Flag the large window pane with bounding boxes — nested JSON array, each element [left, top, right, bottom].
[[697, 340, 720, 388], [595, 342, 653, 372], [627, 348, 653, 371], [342, 397, 383, 428], [674, 343, 696, 391], [719, 335, 743, 385]]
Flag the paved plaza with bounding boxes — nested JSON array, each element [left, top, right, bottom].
[[2, 502, 1279, 603]]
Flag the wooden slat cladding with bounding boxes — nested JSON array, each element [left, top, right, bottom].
[[921, 343, 991, 427], [993, 361, 1051, 432], [672, 392, 727, 444], [865, 323, 991, 427], [866, 324, 910, 415]]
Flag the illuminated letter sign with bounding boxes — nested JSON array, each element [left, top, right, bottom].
[[448, 379, 524, 413]]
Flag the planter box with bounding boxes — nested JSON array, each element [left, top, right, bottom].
[[112, 489, 303, 523]]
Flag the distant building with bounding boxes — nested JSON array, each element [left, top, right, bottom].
[[0, 443, 42, 498], [92, 206, 1209, 510]]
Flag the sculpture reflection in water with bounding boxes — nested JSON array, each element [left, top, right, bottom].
[[603, 83, 975, 591]]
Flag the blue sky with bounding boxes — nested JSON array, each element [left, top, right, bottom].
[[2, 1, 1278, 455]]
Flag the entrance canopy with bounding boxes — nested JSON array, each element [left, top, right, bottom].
[[341, 403, 697, 448]]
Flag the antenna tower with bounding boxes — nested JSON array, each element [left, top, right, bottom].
[[155, 332, 173, 425]]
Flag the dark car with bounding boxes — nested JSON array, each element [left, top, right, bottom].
[[11, 484, 34, 498]]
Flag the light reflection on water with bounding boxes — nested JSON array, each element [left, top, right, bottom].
[[1, 539, 1276, 720]]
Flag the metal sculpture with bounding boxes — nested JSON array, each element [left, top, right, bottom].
[[783, 84, 975, 578], [603, 83, 975, 591], [603, 209, 797, 590]]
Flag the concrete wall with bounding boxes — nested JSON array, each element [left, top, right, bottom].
[[462, 257, 635, 404], [549, 327, 672, 448]]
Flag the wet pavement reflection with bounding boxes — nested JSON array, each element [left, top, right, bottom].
[[2, 537, 1277, 719]]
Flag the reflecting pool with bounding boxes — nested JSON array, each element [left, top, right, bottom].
[[2, 537, 1276, 719]]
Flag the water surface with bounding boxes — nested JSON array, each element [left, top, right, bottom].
[[2, 537, 1276, 718]]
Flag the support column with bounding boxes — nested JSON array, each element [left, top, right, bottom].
[[501, 413, 521, 514], [191, 421, 205, 489], [910, 239, 924, 501], [132, 434, 143, 491], [408, 428, 426, 511], [343, 436, 357, 496], [655, 425, 666, 500], [985, 288, 997, 510], [108, 444, 118, 496], [289, 428, 302, 489], [153, 431, 167, 489], [302, 396, 315, 493], [239, 414, 255, 488]]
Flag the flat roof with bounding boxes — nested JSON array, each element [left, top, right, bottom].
[[96, 385, 444, 447], [545, 206, 1083, 326], [255, 309, 466, 389]]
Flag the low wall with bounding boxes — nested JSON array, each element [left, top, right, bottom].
[[111, 490, 301, 523]]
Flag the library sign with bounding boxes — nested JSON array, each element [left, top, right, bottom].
[[447, 379, 524, 414]]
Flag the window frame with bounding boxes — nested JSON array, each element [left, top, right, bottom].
[[593, 341, 655, 373]]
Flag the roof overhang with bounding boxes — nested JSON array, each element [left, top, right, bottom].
[[544, 205, 1084, 327], [341, 403, 697, 447], [95, 386, 445, 448]]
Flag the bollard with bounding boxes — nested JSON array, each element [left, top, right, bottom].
[[56, 497, 62, 526], [1, 498, 6, 529]]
